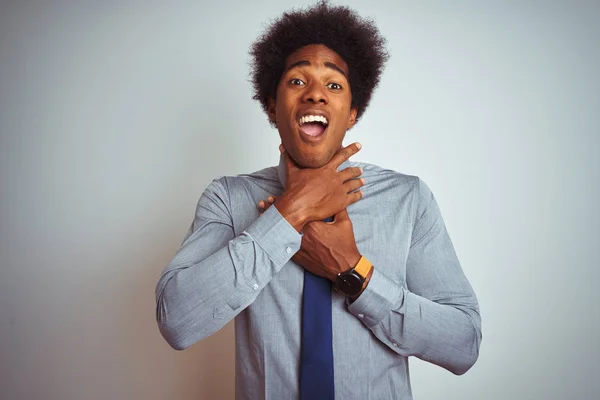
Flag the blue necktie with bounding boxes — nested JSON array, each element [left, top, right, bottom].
[[299, 217, 334, 400]]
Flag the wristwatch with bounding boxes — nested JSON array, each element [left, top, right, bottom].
[[335, 256, 373, 297]]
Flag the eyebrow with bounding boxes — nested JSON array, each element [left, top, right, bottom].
[[284, 60, 348, 80]]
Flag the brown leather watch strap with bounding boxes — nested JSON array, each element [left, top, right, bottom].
[[354, 256, 372, 279]]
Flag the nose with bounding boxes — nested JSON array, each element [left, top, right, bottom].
[[302, 81, 329, 105]]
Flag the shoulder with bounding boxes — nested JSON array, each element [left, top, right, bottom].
[[196, 165, 278, 213], [351, 160, 424, 193], [207, 165, 280, 196], [351, 160, 436, 212]]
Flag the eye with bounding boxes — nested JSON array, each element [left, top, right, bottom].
[[327, 82, 343, 90], [289, 78, 305, 86]]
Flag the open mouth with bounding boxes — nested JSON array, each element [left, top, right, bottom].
[[298, 114, 328, 137]]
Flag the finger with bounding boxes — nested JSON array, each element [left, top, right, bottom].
[[345, 190, 363, 206], [329, 142, 361, 168], [302, 220, 320, 232], [268, 196, 276, 204], [334, 208, 350, 221], [344, 178, 365, 193], [339, 166, 363, 182], [258, 200, 265, 209], [292, 249, 310, 265]]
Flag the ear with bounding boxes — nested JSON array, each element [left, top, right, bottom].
[[267, 97, 277, 125], [347, 107, 358, 130]]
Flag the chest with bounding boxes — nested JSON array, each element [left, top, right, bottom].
[[347, 193, 413, 284], [231, 182, 414, 286]]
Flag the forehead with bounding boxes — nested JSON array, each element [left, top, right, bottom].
[[284, 44, 349, 76]]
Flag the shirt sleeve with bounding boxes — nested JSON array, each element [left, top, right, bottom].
[[347, 178, 482, 375], [155, 178, 301, 350]]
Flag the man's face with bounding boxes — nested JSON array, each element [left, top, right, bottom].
[[268, 44, 358, 168]]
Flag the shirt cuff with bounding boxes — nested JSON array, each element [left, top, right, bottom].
[[244, 205, 302, 267], [347, 268, 404, 328]]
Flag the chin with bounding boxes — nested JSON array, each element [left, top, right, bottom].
[[291, 149, 331, 169]]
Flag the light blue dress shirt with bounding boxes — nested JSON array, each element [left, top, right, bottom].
[[156, 156, 482, 400]]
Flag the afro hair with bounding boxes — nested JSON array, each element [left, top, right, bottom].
[[250, 1, 389, 125]]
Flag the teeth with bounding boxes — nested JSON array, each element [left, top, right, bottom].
[[299, 115, 328, 126]]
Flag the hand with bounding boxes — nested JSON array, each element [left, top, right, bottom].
[[258, 197, 370, 293], [275, 143, 365, 231], [291, 208, 361, 282], [259, 196, 357, 277], [258, 196, 276, 214]]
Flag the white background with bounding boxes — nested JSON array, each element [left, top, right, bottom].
[[1, 1, 599, 399]]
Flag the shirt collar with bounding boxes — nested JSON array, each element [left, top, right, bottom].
[[276, 153, 353, 187]]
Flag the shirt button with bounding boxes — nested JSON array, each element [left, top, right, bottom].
[[285, 247, 292, 254], [392, 342, 398, 348], [252, 283, 259, 291], [358, 313, 364, 319]]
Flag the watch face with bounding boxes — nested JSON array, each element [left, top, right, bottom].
[[336, 271, 363, 297]]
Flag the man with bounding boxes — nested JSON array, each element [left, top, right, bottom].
[[155, 2, 481, 399]]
